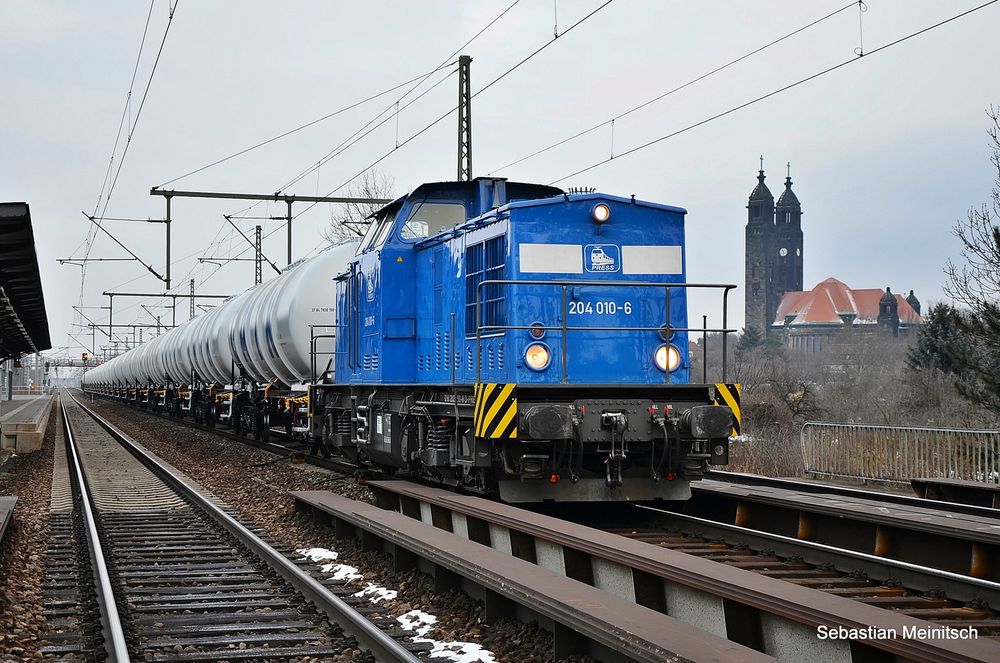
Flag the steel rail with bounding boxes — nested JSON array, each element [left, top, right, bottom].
[[707, 470, 1000, 520], [59, 395, 131, 663], [68, 394, 421, 663], [639, 504, 1000, 609]]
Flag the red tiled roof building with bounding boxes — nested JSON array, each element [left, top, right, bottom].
[[772, 278, 923, 353]]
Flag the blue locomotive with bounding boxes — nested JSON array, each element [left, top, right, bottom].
[[310, 177, 740, 502]]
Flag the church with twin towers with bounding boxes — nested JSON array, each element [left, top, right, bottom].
[[744, 158, 804, 336]]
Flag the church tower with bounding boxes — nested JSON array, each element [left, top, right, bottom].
[[772, 163, 804, 323], [878, 287, 900, 337], [745, 159, 775, 335]]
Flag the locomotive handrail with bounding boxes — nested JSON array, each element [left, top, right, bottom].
[[474, 279, 737, 384], [308, 324, 343, 384]]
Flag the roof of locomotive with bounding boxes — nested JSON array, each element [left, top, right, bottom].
[[369, 178, 563, 219], [360, 180, 688, 253]]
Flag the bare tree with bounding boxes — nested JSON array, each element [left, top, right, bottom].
[[944, 106, 1000, 309], [322, 170, 395, 244], [940, 106, 1000, 415]]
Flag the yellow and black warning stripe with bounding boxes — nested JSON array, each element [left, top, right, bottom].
[[473, 383, 519, 439], [714, 383, 742, 436]]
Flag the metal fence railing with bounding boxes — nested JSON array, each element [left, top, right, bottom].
[[800, 422, 1000, 484]]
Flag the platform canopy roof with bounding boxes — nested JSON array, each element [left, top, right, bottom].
[[0, 202, 51, 359]]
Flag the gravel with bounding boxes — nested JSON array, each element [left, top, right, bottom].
[[0, 406, 55, 661], [86, 397, 593, 663]]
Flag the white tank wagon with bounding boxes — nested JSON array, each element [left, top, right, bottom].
[[82, 240, 359, 436]]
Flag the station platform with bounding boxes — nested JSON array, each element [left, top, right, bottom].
[[0, 395, 53, 453]]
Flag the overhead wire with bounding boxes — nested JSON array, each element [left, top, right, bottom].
[[173, 0, 522, 265], [87, 0, 157, 228], [155, 64, 460, 188], [198, 0, 610, 278], [275, 0, 523, 194], [70, 0, 160, 345], [154, 0, 519, 307], [184, 0, 531, 296], [105, 0, 607, 324], [276, 67, 458, 193], [94, 0, 179, 226], [76, 0, 179, 287], [487, 0, 859, 175], [290, 0, 616, 223], [548, 0, 999, 184]]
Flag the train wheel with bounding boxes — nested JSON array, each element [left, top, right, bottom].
[[251, 409, 263, 441], [241, 405, 257, 439], [260, 413, 271, 443]]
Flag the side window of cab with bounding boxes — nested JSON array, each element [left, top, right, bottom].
[[357, 207, 400, 255], [400, 201, 467, 240]]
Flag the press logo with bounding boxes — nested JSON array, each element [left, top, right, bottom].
[[584, 244, 620, 273]]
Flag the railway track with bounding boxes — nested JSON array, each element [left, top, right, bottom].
[[54, 393, 423, 662], [614, 506, 1000, 630]]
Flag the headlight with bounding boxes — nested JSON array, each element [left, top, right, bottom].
[[654, 344, 682, 372], [592, 203, 611, 223], [659, 324, 674, 341], [524, 343, 552, 371], [529, 322, 546, 339]]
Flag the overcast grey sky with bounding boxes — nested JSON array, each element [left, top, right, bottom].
[[2, 0, 998, 356]]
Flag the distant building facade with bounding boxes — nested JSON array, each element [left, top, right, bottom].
[[772, 278, 923, 353], [744, 161, 803, 336]]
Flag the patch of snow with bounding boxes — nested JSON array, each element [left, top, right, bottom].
[[296, 547, 339, 563], [398, 609, 437, 637], [324, 563, 363, 581], [397, 610, 497, 663], [425, 641, 497, 663], [296, 547, 362, 581], [354, 582, 398, 603]]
